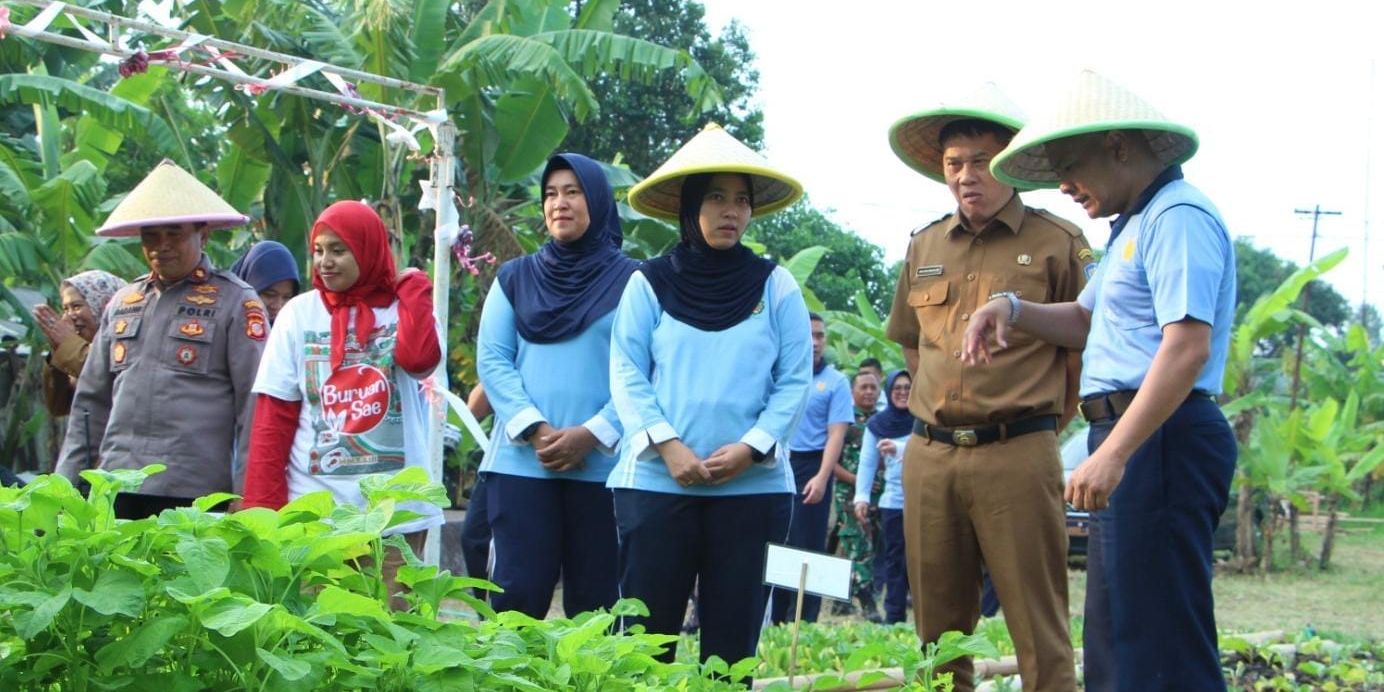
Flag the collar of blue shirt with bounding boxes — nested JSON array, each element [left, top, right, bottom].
[[1107, 165, 1184, 246]]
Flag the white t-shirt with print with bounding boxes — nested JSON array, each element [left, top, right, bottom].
[[252, 290, 442, 535]]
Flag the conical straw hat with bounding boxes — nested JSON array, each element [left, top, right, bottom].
[[888, 82, 1027, 183], [628, 123, 803, 220], [991, 70, 1199, 189], [96, 159, 249, 237]]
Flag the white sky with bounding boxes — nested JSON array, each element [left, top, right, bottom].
[[700, 0, 1383, 314]]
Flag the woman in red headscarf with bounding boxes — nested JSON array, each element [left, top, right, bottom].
[[242, 201, 442, 606]]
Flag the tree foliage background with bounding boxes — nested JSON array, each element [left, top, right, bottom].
[[561, 0, 763, 175]]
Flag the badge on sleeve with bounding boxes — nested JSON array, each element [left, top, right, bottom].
[[113, 342, 127, 364], [244, 307, 267, 341], [176, 345, 198, 366], [1077, 248, 1095, 262]]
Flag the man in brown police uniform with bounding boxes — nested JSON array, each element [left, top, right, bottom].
[[884, 85, 1091, 691], [56, 161, 267, 516]]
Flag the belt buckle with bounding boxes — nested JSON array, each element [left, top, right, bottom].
[[952, 429, 978, 447]]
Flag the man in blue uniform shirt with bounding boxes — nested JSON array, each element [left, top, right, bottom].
[[969, 70, 1238, 691], [770, 313, 853, 624]]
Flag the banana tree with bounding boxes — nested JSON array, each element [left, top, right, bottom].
[[1220, 247, 1348, 571], [826, 289, 905, 373], [1297, 324, 1384, 569]]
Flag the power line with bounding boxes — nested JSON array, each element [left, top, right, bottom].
[[1289, 205, 1343, 413]]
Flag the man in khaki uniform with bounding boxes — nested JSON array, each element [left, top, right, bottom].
[[57, 161, 266, 516], [884, 85, 1090, 691]]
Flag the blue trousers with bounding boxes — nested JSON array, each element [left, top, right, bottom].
[[614, 489, 791, 667], [769, 451, 833, 624], [485, 473, 620, 618], [879, 508, 910, 623], [460, 473, 491, 596], [1084, 396, 1236, 692]]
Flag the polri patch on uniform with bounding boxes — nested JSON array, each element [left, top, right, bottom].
[[915, 265, 944, 279], [123, 292, 145, 305], [175, 345, 198, 366], [179, 320, 205, 338], [113, 342, 127, 364], [245, 311, 267, 341], [185, 294, 217, 306]]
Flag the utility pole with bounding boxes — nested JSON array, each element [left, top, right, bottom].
[[1288, 205, 1343, 412]]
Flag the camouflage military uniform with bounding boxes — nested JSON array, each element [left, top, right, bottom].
[[832, 407, 882, 615], [56, 255, 266, 499]]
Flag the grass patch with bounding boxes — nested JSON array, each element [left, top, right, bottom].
[[1067, 521, 1384, 641]]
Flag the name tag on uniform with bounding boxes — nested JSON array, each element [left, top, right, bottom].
[[915, 265, 944, 279]]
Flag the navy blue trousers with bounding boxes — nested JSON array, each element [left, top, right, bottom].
[[879, 508, 910, 623], [769, 451, 833, 624], [485, 473, 620, 618], [1084, 396, 1236, 692], [614, 489, 792, 666], [460, 473, 491, 596]]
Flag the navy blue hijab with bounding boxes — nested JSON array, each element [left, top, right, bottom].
[[867, 370, 914, 439], [640, 173, 776, 332], [230, 240, 300, 293], [497, 153, 639, 343]]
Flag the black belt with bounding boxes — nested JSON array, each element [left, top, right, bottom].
[[1079, 389, 1216, 422], [911, 415, 1058, 447]]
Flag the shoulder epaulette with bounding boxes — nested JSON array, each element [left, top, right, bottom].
[[1028, 207, 1085, 238], [910, 213, 953, 236]]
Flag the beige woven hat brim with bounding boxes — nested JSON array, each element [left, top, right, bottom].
[[992, 70, 1199, 189], [96, 160, 249, 237], [888, 83, 1027, 183], [628, 123, 804, 221]]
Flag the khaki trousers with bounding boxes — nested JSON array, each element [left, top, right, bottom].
[[903, 430, 1075, 692]]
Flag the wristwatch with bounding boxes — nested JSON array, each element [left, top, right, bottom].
[[997, 291, 1021, 325]]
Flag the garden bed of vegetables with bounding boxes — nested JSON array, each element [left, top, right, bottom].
[[3, 469, 1379, 691]]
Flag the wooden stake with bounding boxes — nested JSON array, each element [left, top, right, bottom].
[[788, 561, 808, 686]]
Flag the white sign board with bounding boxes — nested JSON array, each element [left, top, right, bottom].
[[763, 543, 853, 601]]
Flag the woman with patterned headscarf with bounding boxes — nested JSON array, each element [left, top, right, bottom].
[[33, 270, 127, 416]]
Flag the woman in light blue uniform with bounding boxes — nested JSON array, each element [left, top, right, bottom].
[[610, 124, 812, 667], [477, 153, 639, 618], [852, 370, 914, 624]]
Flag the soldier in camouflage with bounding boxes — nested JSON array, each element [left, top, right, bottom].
[[830, 370, 883, 620]]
